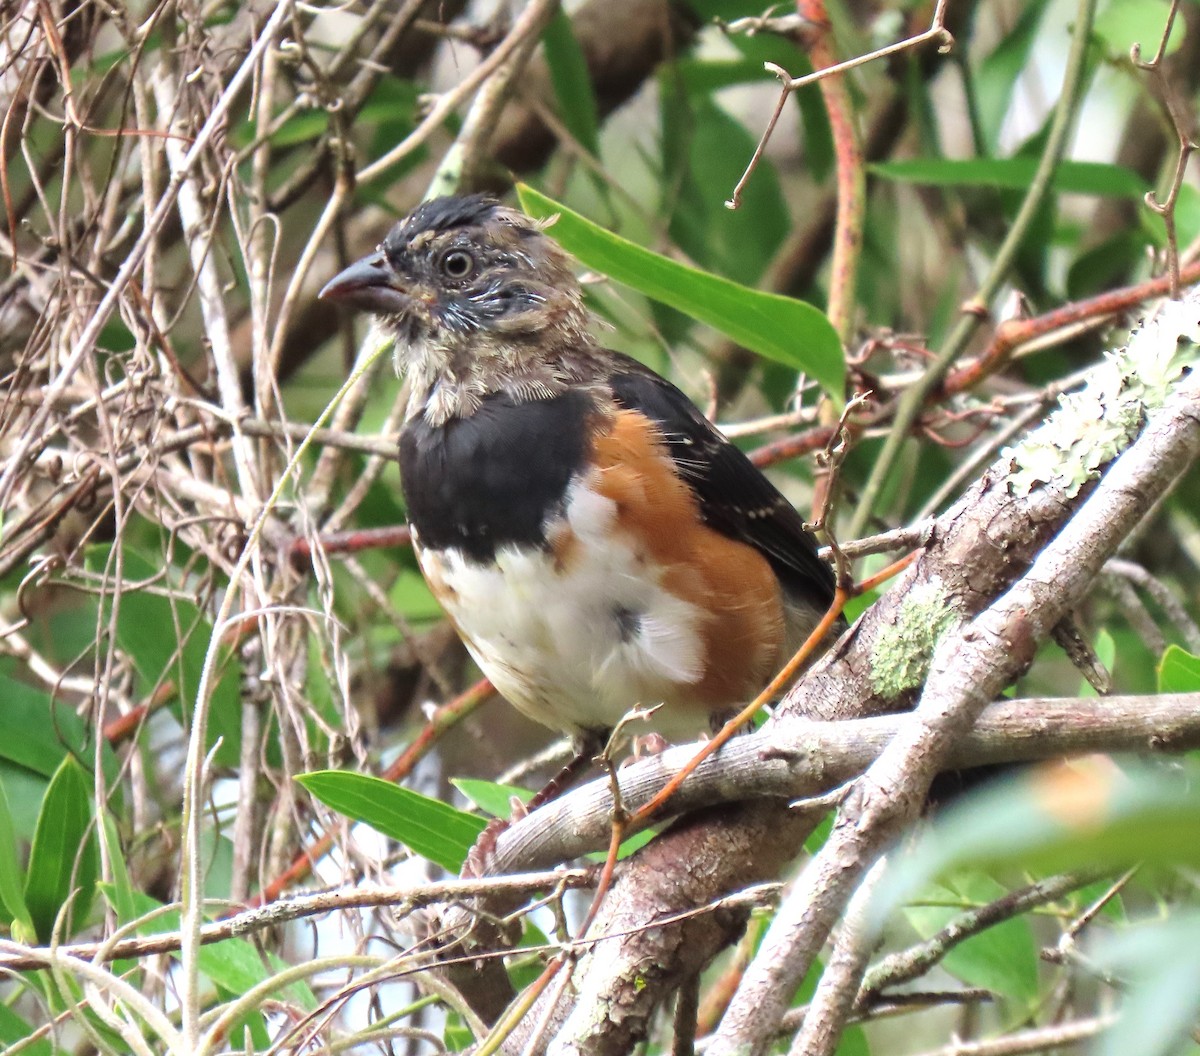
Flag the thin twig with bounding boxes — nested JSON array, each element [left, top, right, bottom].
[[848, 0, 1098, 538], [1131, 0, 1197, 297], [725, 1, 952, 209], [860, 872, 1100, 1000], [0, 870, 588, 973], [0, 1, 294, 509], [908, 1015, 1116, 1056]]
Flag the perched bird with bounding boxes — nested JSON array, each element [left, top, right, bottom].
[[320, 195, 835, 764]]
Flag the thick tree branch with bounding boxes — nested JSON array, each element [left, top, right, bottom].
[[479, 692, 1200, 876], [708, 304, 1200, 1055]]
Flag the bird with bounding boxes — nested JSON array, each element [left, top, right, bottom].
[[320, 194, 836, 784]]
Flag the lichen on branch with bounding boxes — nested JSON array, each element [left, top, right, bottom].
[[1005, 294, 1200, 498]]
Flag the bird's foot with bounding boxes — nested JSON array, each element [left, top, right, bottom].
[[462, 814, 509, 879]]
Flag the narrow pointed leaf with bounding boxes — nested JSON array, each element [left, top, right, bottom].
[[24, 755, 98, 942], [0, 780, 31, 931], [517, 185, 845, 401], [298, 770, 486, 872], [870, 158, 1148, 197], [542, 11, 599, 155]]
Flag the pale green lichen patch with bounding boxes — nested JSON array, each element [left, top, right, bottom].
[[870, 579, 959, 700], [1004, 295, 1200, 498]]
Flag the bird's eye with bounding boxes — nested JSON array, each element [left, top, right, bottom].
[[440, 250, 475, 280]]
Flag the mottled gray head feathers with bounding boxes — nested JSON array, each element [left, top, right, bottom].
[[321, 195, 596, 423]]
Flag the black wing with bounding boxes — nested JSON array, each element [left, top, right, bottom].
[[605, 353, 835, 610]]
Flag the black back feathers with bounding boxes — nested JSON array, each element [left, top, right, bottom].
[[606, 354, 835, 610]]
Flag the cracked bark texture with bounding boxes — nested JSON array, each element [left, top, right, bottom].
[[537, 804, 808, 1054]]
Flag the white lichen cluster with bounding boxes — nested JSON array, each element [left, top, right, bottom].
[[1004, 292, 1200, 498], [868, 297, 1198, 704]]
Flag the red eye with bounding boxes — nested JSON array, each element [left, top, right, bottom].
[[441, 250, 475, 279]]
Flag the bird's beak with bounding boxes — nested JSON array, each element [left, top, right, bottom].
[[319, 251, 412, 314]]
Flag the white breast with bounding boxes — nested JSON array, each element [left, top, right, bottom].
[[416, 478, 709, 739]]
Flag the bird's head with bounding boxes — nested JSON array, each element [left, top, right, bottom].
[[320, 197, 593, 420]]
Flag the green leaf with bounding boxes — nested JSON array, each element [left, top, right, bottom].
[[452, 777, 533, 819], [231, 109, 328, 150], [297, 770, 486, 872], [358, 76, 421, 127], [271, 110, 329, 147], [1066, 230, 1147, 299], [0, 1003, 52, 1056], [804, 811, 834, 855], [99, 317, 136, 352], [361, 78, 429, 189], [510, 919, 553, 990], [444, 1019, 474, 1052], [671, 57, 773, 94], [660, 90, 787, 285], [87, 545, 242, 767], [1093, 915, 1200, 1056], [873, 761, 1200, 931], [100, 813, 136, 928], [0, 671, 114, 780], [587, 827, 656, 862], [542, 10, 599, 156], [24, 755, 98, 942], [98, 812, 142, 979], [870, 158, 1149, 197], [974, 3, 1048, 151], [904, 873, 1039, 1005], [0, 690, 65, 786], [723, 36, 830, 182], [1159, 645, 1200, 693], [0, 779, 32, 933], [1177, 183, 1200, 247], [389, 567, 446, 623], [304, 631, 339, 736], [0, 764, 50, 845], [516, 185, 845, 400]]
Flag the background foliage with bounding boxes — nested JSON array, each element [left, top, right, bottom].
[[0, 0, 1199, 1052]]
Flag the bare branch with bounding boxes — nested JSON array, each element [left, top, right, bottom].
[[707, 293, 1200, 1056]]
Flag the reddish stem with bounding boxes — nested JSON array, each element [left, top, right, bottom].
[[797, 0, 865, 345], [288, 524, 413, 567]]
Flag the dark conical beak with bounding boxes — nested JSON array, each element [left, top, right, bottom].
[[319, 251, 412, 314]]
